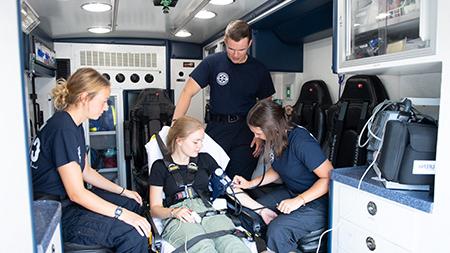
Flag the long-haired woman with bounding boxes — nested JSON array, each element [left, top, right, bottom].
[[233, 99, 333, 253]]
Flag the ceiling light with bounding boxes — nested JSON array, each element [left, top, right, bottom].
[[209, 0, 234, 5], [88, 26, 112, 34], [376, 13, 391, 20], [175, 29, 192, 37], [195, 10, 216, 19], [81, 2, 112, 12]]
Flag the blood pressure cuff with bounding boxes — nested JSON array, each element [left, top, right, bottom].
[[378, 120, 437, 185], [209, 172, 231, 201]]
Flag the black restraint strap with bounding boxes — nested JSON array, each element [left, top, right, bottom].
[[329, 101, 348, 164], [154, 132, 211, 207], [155, 133, 171, 162], [172, 229, 243, 253], [254, 235, 267, 253], [155, 133, 198, 187], [295, 103, 304, 119], [354, 101, 369, 165]]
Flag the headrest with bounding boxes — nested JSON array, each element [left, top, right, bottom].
[[298, 80, 332, 105], [145, 126, 230, 175], [341, 75, 388, 105]]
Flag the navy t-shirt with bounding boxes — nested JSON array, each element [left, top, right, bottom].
[[191, 52, 275, 115], [148, 153, 218, 206], [30, 111, 87, 197], [272, 127, 327, 200]]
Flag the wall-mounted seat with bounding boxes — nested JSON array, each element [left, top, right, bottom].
[[291, 80, 332, 145], [124, 88, 175, 202], [323, 75, 389, 168]]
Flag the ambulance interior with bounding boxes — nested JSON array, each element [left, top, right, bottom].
[[2, 0, 450, 252]]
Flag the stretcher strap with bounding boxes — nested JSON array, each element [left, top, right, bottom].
[[172, 229, 235, 253]]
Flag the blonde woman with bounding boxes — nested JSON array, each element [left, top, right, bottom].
[[30, 67, 150, 252]]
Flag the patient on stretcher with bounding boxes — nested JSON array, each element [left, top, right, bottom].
[[148, 116, 276, 253]]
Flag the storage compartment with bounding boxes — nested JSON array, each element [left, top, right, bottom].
[[334, 0, 438, 73], [337, 183, 421, 250], [337, 219, 410, 252]]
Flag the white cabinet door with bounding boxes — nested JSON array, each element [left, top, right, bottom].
[[331, 182, 427, 253], [335, 0, 438, 73], [337, 183, 421, 250]]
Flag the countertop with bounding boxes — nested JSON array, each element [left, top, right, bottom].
[[331, 166, 434, 213], [33, 200, 62, 253]]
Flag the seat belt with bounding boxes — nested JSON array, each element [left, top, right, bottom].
[[172, 229, 258, 253], [254, 235, 267, 253], [329, 101, 348, 165], [353, 101, 369, 166], [172, 230, 234, 253], [294, 103, 304, 121], [307, 102, 318, 131]]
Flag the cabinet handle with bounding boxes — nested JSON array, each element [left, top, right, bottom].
[[366, 236, 376, 251], [367, 201, 377, 216]]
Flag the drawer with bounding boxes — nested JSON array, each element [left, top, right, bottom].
[[336, 183, 422, 250], [336, 219, 410, 253]]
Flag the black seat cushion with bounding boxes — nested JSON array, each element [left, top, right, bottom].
[[64, 242, 114, 253], [298, 228, 327, 253]]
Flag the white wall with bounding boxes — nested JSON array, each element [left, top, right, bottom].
[[0, 1, 34, 252], [270, 72, 303, 106], [303, 37, 340, 102]]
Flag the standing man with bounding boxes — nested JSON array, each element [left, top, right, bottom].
[[172, 20, 275, 180]]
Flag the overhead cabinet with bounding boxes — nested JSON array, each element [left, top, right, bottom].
[[334, 0, 438, 73], [251, 29, 303, 72]]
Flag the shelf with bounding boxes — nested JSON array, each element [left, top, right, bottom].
[[89, 131, 116, 136], [354, 10, 420, 35]]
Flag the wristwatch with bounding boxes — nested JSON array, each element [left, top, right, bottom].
[[114, 206, 123, 219]]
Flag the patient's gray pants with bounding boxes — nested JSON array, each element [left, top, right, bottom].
[[162, 198, 251, 253]]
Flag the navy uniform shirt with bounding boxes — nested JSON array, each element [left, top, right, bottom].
[[272, 127, 327, 204], [191, 52, 275, 115], [148, 153, 218, 205], [30, 111, 86, 197]]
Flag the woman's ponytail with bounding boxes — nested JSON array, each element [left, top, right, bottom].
[[52, 79, 69, 111]]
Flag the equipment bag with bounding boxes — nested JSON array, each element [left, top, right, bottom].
[[361, 98, 438, 186], [377, 120, 436, 185]]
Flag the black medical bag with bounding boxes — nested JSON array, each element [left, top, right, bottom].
[[377, 120, 437, 185]]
